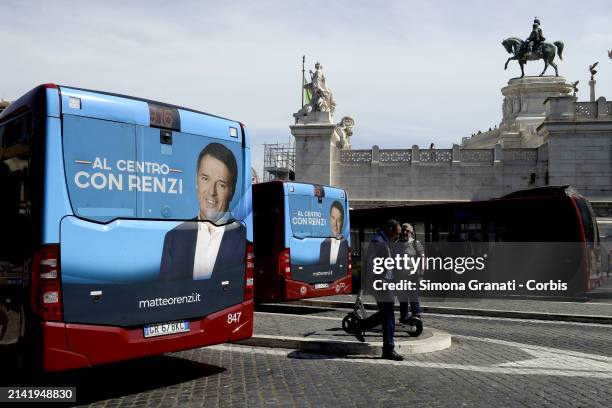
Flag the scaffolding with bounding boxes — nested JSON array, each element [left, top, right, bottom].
[[263, 142, 295, 181]]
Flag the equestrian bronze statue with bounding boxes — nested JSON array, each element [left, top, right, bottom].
[[502, 17, 564, 77]]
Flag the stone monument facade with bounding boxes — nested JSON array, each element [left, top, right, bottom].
[[291, 74, 611, 214], [540, 95, 612, 200], [293, 88, 611, 213], [463, 76, 573, 149], [290, 31, 611, 216]]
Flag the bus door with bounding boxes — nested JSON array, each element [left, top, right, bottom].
[[285, 184, 350, 288], [252, 183, 285, 301], [59, 95, 248, 328]]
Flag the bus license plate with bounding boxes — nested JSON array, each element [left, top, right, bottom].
[[143, 320, 189, 338], [314, 283, 329, 289]]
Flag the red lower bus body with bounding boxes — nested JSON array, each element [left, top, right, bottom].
[[39, 300, 253, 372], [256, 274, 352, 303], [254, 247, 352, 303], [284, 275, 352, 300]]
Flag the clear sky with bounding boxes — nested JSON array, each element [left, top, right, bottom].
[[1, 0, 611, 176]]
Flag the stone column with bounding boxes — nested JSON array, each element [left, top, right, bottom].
[[589, 80, 596, 102], [494, 142, 503, 164], [372, 145, 380, 163], [544, 95, 577, 120], [452, 144, 461, 163], [411, 145, 420, 165], [291, 122, 338, 185], [596, 97, 608, 118]]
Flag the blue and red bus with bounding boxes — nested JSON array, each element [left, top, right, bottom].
[[0, 84, 254, 372], [253, 181, 352, 302]]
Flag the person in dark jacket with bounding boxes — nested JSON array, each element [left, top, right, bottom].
[[356, 219, 403, 361]]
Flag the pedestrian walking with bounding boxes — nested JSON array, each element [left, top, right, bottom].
[[356, 219, 403, 361]]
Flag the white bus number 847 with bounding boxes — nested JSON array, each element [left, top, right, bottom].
[[227, 312, 241, 324]]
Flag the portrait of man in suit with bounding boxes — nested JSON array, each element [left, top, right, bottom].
[[318, 200, 349, 276], [159, 142, 246, 281]]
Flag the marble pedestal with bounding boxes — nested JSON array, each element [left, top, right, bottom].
[[499, 76, 573, 147]]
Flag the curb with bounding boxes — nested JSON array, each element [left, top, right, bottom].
[[235, 328, 451, 356], [284, 299, 612, 325]]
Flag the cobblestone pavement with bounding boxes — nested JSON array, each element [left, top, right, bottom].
[[65, 339, 611, 407], [22, 310, 611, 407], [254, 310, 612, 357]]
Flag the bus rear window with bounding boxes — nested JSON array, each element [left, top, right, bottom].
[[62, 114, 245, 223], [288, 195, 348, 239]]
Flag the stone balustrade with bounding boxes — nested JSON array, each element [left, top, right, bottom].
[[418, 149, 452, 162], [339, 149, 372, 163], [379, 149, 412, 163], [548, 97, 610, 119], [575, 102, 597, 117], [459, 149, 494, 162], [339, 146, 538, 165], [503, 148, 538, 163]]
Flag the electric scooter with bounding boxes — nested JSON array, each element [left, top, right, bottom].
[[342, 290, 423, 338]]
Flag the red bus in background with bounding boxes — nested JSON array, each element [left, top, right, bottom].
[[350, 185, 603, 296]]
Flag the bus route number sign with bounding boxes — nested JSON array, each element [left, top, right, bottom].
[[149, 103, 180, 131]]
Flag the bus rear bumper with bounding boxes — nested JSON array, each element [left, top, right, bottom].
[[285, 275, 352, 300], [41, 300, 253, 372]]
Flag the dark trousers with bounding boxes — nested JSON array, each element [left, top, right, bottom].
[[398, 281, 421, 320], [400, 302, 421, 320], [360, 301, 395, 352]]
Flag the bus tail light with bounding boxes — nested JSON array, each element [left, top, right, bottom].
[[244, 243, 255, 300], [30, 245, 63, 322], [278, 248, 291, 279]]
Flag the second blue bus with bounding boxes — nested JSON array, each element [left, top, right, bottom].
[[253, 181, 352, 302]]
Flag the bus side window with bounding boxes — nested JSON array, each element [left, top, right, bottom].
[[0, 114, 31, 271]]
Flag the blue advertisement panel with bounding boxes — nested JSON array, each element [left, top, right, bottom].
[[286, 185, 350, 284], [60, 114, 249, 326]]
